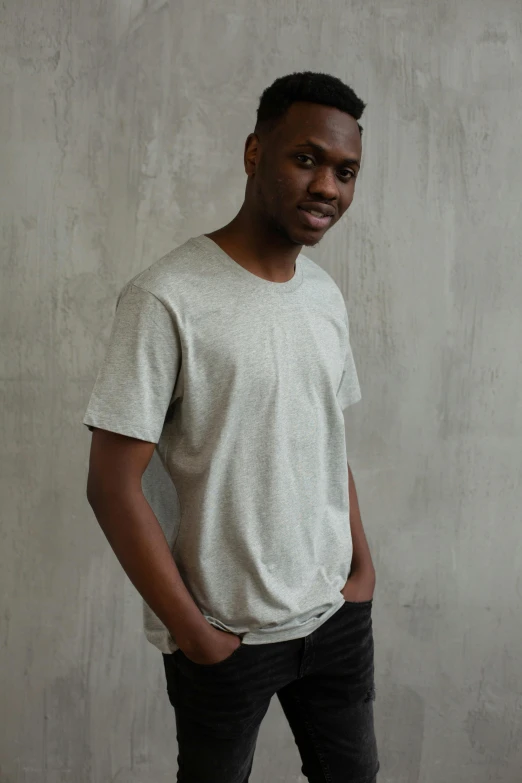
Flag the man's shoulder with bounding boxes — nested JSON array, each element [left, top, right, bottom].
[[299, 251, 346, 309], [123, 236, 206, 303]]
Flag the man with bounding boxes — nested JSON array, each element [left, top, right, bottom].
[[84, 71, 378, 782]]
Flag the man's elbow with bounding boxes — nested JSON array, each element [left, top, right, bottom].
[[86, 470, 102, 512], [86, 465, 141, 514], [86, 464, 111, 514]]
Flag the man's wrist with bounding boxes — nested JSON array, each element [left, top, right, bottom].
[[169, 608, 213, 652], [349, 559, 375, 580]]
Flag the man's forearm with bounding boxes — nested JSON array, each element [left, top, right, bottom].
[[348, 463, 375, 578], [88, 484, 210, 648]]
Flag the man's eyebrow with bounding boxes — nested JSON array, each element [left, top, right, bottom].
[[294, 140, 361, 168]]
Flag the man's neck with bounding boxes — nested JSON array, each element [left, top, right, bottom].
[[206, 210, 300, 283]]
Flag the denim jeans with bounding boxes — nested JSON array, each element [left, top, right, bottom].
[[163, 599, 379, 782]]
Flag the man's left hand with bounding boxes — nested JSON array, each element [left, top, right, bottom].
[[341, 566, 376, 603]]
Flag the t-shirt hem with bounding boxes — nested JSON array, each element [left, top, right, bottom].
[[240, 596, 346, 645], [147, 595, 347, 654], [145, 628, 175, 654], [339, 389, 362, 411], [82, 414, 159, 444]]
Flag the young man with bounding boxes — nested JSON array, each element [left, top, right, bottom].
[[84, 71, 378, 782]]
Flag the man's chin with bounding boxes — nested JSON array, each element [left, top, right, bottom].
[[292, 228, 327, 247], [270, 217, 327, 247], [300, 234, 324, 247]]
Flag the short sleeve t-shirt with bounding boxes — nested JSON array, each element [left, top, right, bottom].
[[83, 235, 361, 653]]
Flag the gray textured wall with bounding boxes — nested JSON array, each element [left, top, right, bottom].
[[1, 1, 521, 781]]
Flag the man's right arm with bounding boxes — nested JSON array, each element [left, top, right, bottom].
[[86, 428, 241, 664]]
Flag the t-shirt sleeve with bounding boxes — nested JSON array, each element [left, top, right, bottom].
[[83, 283, 181, 443], [336, 306, 362, 411]]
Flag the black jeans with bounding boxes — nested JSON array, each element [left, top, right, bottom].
[[163, 599, 379, 782]]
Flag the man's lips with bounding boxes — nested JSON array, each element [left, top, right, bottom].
[[298, 202, 335, 230]]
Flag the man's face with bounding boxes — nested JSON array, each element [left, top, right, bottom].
[[247, 102, 362, 247]]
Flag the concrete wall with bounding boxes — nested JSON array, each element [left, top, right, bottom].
[[1, 1, 521, 781]]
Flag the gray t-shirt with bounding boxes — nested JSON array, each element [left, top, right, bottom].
[[83, 235, 361, 653]]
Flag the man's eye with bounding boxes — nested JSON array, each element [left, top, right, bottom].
[[340, 169, 355, 180], [296, 155, 314, 166]]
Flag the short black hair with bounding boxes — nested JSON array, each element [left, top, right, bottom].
[[255, 71, 366, 137]]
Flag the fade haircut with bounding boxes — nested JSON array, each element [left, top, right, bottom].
[[255, 71, 366, 137]]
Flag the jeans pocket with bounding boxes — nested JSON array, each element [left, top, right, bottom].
[[175, 641, 244, 669]]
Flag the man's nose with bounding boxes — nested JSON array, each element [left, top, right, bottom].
[[308, 167, 339, 201]]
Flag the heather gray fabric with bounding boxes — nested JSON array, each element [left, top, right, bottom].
[[83, 235, 361, 653]]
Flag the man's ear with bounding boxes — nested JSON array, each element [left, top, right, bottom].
[[244, 133, 260, 176]]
